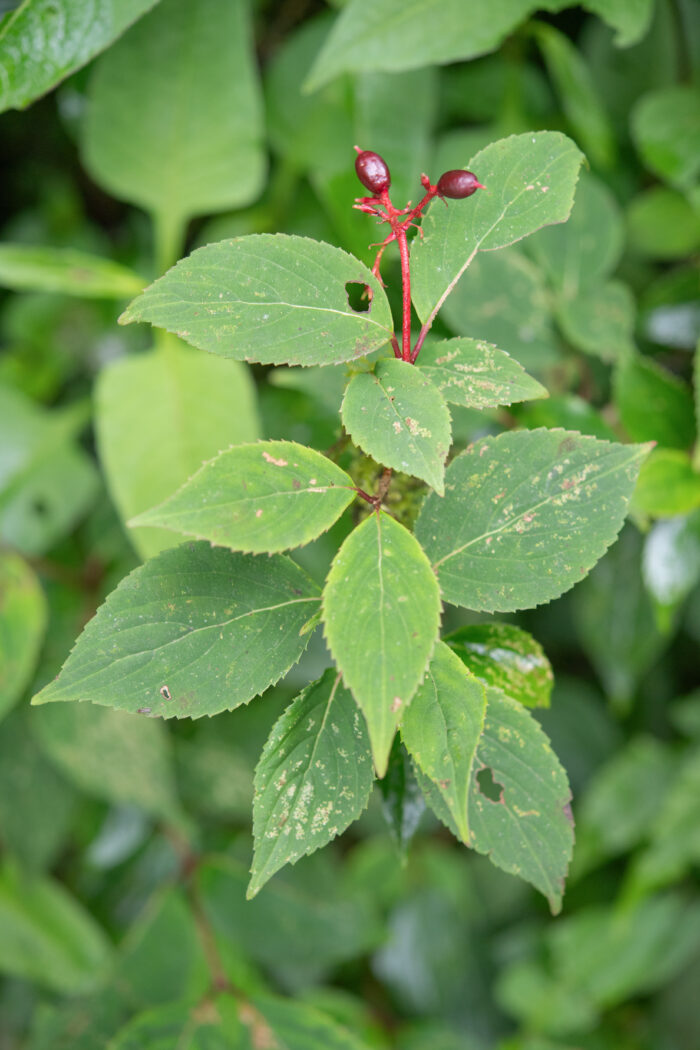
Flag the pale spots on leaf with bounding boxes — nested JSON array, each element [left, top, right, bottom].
[[262, 451, 288, 467]]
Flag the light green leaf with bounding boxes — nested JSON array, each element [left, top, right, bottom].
[[0, 863, 112, 993], [109, 997, 248, 1050], [0, 385, 98, 557], [534, 22, 615, 169], [556, 280, 636, 363], [419, 684, 573, 913], [415, 428, 650, 612], [440, 247, 560, 374], [527, 172, 624, 297], [251, 994, 374, 1050], [401, 641, 487, 843], [323, 512, 441, 775], [0, 245, 145, 298], [582, 0, 654, 47], [631, 85, 700, 190], [0, 0, 159, 113], [132, 441, 355, 554], [615, 355, 696, 450], [305, 0, 540, 91], [632, 449, 700, 518], [31, 700, 182, 822], [445, 622, 553, 708], [341, 359, 451, 494], [627, 186, 700, 259], [32, 541, 320, 719], [96, 340, 260, 559], [416, 337, 547, 409], [120, 235, 394, 367], [0, 550, 46, 722], [82, 0, 264, 229], [411, 131, 584, 326], [249, 670, 373, 898]]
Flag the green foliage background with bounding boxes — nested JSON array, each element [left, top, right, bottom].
[[0, 0, 699, 1047]]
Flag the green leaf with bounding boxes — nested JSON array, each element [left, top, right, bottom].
[[445, 622, 553, 708], [401, 642, 487, 843], [250, 994, 374, 1050], [132, 441, 355, 554], [415, 428, 650, 612], [341, 359, 452, 494], [305, 0, 539, 91], [0, 862, 112, 993], [32, 541, 320, 720], [627, 187, 700, 259], [0, 550, 46, 722], [109, 997, 248, 1050], [440, 247, 560, 374], [323, 513, 441, 775], [416, 337, 547, 409], [615, 355, 696, 450], [0, 385, 98, 557], [249, 670, 374, 898], [534, 23, 615, 169], [527, 172, 624, 297], [419, 684, 573, 913], [582, 0, 654, 47], [82, 0, 265, 229], [556, 280, 636, 363], [631, 85, 700, 190], [411, 132, 584, 326], [632, 449, 700, 518], [96, 340, 260, 559], [0, 0, 159, 113], [120, 236, 394, 367], [377, 738, 426, 852], [0, 245, 145, 298], [513, 393, 618, 441], [31, 700, 182, 823]]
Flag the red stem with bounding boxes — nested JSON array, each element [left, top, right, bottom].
[[396, 227, 412, 361]]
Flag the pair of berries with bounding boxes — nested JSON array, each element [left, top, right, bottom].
[[354, 148, 484, 201]]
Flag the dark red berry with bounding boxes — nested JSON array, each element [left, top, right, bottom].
[[436, 169, 484, 199], [354, 149, 391, 194]]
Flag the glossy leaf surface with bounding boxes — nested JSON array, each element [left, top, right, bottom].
[[401, 642, 487, 843], [32, 542, 320, 719], [323, 513, 441, 775], [416, 337, 547, 409], [120, 235, 393, 366], [415, 428, 650, 612], [133, 441, 354, 554], [445, 622, 553, 708], [341, 359, 451, 493], [249, 670, 373, 897], [411, 132, 584, 325]]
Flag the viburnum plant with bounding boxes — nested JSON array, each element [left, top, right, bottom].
[[34, 131, 650, 913]]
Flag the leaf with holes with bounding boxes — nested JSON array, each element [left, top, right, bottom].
[[416, 337, 547, 410], [401, 641, 487, 843], [119, 235, 394, 367], [132, 441, 355, 553], [342, 359, 451, 493], [445, 622, 553, 708], [418, 684, 573, 913], [249, 670, 373, 898], [32, 542, 320, 719], [323, 513, 441, 776], [415, 428, 651, 612], [411, 132, 584, 326]]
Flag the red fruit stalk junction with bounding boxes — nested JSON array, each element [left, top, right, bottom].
[[353, 147, 485, 364]]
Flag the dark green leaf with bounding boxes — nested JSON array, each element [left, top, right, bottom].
[[322, 513, 441, 775], [378, 738, 426, 852], [415, 428, 650, 612], [401, 642, 487, 842], [416, 337, 547, 409], [132, 441, 355, 554], [32, 542, 320, 719], [445, 622, 553, 708], [615, 355, 696, 450], [120, 236, 393, 367], [109, 997, 248, 1050], [249, 670, 374, 897], [0, 550, 46, 721], [341, 359, 452, 493], [0, 245, 145, 297], [0, 0, 159, 113]]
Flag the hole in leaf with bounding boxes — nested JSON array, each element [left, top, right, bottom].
[[477, 766, 504, 803], [345, 282, 371, 313]]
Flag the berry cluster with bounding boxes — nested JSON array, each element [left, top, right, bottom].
[[353, 148, 484, 363]]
